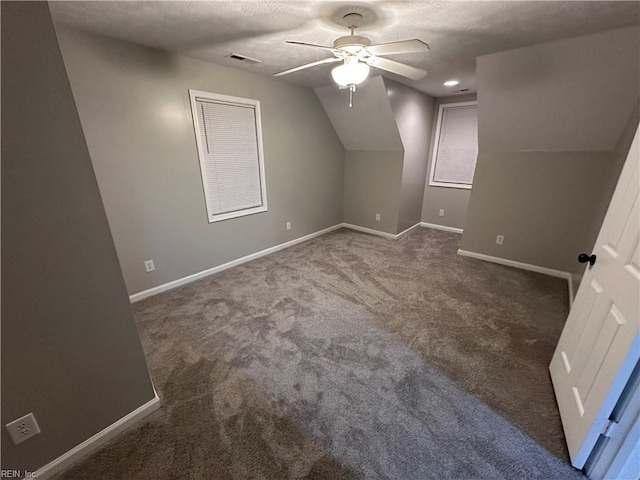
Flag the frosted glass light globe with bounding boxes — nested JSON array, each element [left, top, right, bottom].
[[331, 60, 370, 86]]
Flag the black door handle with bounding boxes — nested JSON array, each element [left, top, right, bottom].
[[578, 253, 597, 266]]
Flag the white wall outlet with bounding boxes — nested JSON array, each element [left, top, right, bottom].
[[375, 213, 381, 221], [144, 259, 155, 272], [439, 209, 445, 217], [286, 221, 291, 231], [496, 235, 505, 245], [6, 413, 41, 445]]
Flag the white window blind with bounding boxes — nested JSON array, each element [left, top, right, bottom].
[[429, 102, 478, 189], [189, 90, 267, 223]]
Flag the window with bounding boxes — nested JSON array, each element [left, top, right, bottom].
[[428, 101, 478, 189], [189, 90, 267, 223]]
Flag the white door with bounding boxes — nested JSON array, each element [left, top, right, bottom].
[[550, 124, 640, 469]]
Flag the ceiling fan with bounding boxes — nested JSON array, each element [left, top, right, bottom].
[[274, 12, 429, 105]]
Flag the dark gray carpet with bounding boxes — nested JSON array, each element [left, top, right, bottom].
[[56, 227, 583, 479]]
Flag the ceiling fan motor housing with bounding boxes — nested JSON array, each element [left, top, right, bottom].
[[333, 35, 371, 54]]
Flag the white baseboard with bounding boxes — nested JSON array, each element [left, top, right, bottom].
[[34, 393, 161, 479], [130, 224, 343, 302], [457, 249, 575, 305], [341, 223, 398, 239], [342, 222, 422, 240], [131, 222, 427, 303], [131, 222, 430, 302], [396, 223, 422, 239], [420, 222, 463, 234], [130, 222, 578, 308]]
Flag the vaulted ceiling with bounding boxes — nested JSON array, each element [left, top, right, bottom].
[[50, 1, 640, 97]]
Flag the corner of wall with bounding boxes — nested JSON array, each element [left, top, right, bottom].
[[383, 78, 437, 233]]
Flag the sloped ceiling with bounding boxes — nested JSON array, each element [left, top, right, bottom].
[[315, 76, 402, 151], [478, 26, 640, 152], [49, 1, 640, 98]]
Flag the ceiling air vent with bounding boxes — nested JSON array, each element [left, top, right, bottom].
[[226, 53, 262, 64]]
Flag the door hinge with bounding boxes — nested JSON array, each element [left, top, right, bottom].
[[603, 419, 618, 438]]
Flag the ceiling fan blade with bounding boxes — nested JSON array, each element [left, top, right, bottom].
[[285, 41, 341, 54], [366, 39, 430, 56], [274, 57, 342, 77], [366, 57, 427, 81]]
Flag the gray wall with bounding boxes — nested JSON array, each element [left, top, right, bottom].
[[384, 79, 435, 232], [1, 2, 155, 473], [461, 26, 640, 275], [316, 76, 405, 234], [421, 94, 477, 229], [343, 150, 404, 234], [55, 27, 345, 296], [463, 150, 617, 272]]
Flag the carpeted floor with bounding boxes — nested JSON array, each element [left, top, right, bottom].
[[56, 227, 583, 479]]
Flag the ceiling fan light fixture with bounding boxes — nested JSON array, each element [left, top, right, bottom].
[[331, 59, 370, 87], [277, 20, 429, 93]]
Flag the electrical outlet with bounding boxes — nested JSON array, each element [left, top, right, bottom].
[[144, 259, 155, 272], [375, 213, 381, 221], [6, 413, 41, 445], [286, 221, 291, 231], [439, 209, 445, 217], [496, 235, 505, 245]]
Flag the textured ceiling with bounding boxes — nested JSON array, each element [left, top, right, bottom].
[[49, 1, 640, 98]]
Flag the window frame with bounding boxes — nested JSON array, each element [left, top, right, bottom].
[[428, 100, 478, 190], [189, 89, 268, 223]]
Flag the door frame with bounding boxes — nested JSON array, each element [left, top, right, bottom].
[[584, 360, 640, 478]]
